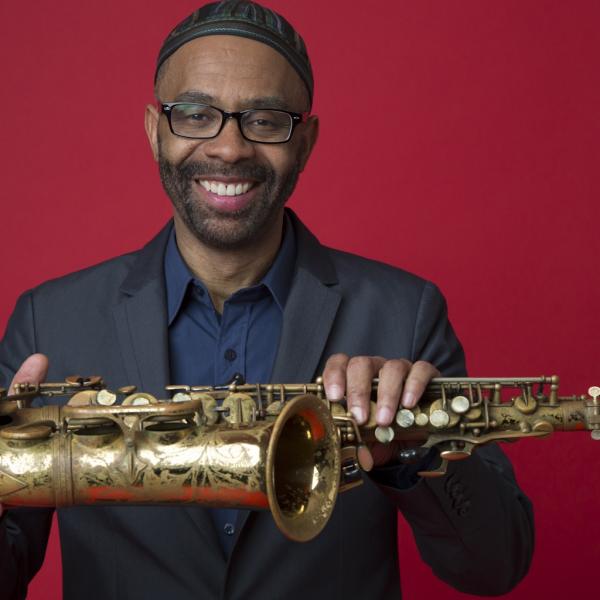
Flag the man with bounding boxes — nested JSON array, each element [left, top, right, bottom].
[[0, 2, 533, 599]]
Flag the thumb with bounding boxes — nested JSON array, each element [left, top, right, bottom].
[[9, 353, 49, 394], [2, 353, 49, 517], [357, 445, 374, 472]]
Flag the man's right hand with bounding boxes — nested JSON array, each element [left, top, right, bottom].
[[9, 354, 49, 395], [1, 354, 49, 518]]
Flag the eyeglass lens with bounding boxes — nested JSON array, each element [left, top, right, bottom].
[[169, 104, 293, 142]]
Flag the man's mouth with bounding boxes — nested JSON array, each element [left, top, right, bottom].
[[191, 177, 260, 213], [196, 179, 255, 197]]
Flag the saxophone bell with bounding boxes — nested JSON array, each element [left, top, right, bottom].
[[266, 394, 341, 541]]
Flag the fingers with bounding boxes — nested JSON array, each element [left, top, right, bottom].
[[375, 359, 411, 425], [376, 360, 440, 426], [400, 360, 441, 409], [346, 355, 386, 424], [322, 353, 386, 424], [321, 353, 349, 401], [322, 353, 441, 428], [9, 353, 49, 394]]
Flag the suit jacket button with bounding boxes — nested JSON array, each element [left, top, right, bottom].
[[457, 501, 471, 516], [450, 482, 465, 495]]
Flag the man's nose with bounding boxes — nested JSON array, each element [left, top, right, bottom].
[[201, 117, 256, 163]]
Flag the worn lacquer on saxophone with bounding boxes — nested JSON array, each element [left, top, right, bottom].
[[0, 376, 598, 541]]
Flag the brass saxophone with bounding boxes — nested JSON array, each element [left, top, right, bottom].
[[0, 376, 598, 542]]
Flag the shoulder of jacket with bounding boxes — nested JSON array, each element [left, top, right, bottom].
[[322, 245, 437, 294], [28, 250, 140, 303]]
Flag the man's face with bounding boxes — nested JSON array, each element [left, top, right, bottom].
[[146, 35, 318, 250]]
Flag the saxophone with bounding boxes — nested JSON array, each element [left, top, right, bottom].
[[0, 376, 598, 541]]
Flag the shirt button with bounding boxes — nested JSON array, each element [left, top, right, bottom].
[[224, 523, 235, 536], [224, 348, 237, 361]]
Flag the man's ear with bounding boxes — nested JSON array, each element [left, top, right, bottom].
[[144, 104, 160, 162], [297, 114, 319, 172]]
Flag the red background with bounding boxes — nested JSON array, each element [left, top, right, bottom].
[[1, 0, 598, 598]]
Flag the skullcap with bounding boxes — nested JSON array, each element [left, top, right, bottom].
[[156, 1, 313, 107]]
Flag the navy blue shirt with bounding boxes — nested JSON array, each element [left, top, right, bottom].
[[164, 218, 296, 556]]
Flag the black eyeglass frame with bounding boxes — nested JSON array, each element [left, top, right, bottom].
[[159, 102, 308, 144]]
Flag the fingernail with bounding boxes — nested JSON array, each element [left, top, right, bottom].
[[377, 406, 393, 425], [351, 406, 366, 423], [327, 384, 343, 400], [403, 392, 416, 408]]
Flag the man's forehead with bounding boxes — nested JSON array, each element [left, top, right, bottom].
[[158, 36, 308, 108]]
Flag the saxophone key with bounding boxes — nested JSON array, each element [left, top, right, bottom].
[[450, 395, 470, 415], [396, 408, 415, 428], [415, 412, 429, 426], [97, 390, 117, 406], [374, 426, 395, 443], [430, 409, 450, 429]]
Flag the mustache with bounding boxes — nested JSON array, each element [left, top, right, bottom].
[[168, 159, 270, 182]]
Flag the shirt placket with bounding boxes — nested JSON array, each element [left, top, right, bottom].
[[214, 299, 250, 386]]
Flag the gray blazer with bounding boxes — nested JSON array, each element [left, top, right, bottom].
[[0, 211, 533, 599]]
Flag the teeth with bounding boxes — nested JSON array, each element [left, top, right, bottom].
[[199, 180, 253, 196]]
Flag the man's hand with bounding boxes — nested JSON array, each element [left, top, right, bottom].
[[322, 354, 440, 470], [1, 354, 49, 518], [9, 354, 49, 394]]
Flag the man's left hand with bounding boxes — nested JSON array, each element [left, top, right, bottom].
[[321, 354, 440, 469]]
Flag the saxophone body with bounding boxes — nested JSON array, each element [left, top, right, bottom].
[[0, 376, 597, 541]]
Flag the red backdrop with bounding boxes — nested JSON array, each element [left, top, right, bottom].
[[1, 1, 598, 598]]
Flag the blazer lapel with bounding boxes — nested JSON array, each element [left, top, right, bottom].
[[271, 267, 341, 382], [111, 223, 171, 395], [232, 210, 342, 548], [272, 210, 341, 382], [111, 222, 220, 551], [112, 286, 169, 396]]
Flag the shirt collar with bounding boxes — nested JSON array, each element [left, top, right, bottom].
[[164, 214, 296, 325]]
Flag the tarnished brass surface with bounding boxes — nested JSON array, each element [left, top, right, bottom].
[[0, 375, 597, 541]]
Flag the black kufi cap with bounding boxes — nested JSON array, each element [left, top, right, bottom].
[[156, 1, 313, 107]]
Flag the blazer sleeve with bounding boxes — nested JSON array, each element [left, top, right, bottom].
[[372, 282, 535, 596], [0, 291, 55, 600]]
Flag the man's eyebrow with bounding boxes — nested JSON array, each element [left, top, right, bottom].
[[240, 96, 290, 110], [171, 92, 292, 111], [173, 91, 215, 104]]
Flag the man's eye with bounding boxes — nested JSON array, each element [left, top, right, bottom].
[[173, 106, 217, 126], [180, 111, 210, 121], [251, 118, 276, 128], [245, 112, 288, 131]]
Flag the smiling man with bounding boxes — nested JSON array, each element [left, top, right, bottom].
[[0, 2, 533, 599], [151, 35, 313, 254]]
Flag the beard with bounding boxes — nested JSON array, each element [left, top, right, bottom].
[[158, 149, 301, 250]]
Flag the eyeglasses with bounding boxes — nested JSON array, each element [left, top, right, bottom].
[[160, 102, 308, 144]]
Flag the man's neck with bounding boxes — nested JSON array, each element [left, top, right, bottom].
[[173, 213, 284, 313]]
